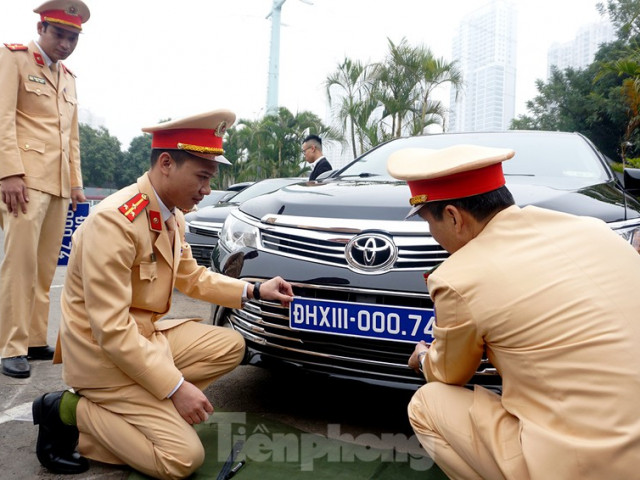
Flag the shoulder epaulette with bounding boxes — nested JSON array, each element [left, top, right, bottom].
[[118, 193, 150, 222], [4, 43, 28, 52], [61, 63, 75, 77]]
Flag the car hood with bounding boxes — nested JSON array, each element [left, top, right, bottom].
[[239, 178, 640, 224], [186, 202, 239, 223]]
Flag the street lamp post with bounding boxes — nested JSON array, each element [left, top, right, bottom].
[[265, 0, 312, 115], [266, 0, 286, 115]]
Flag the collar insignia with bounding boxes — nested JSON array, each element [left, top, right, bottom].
[[148, 210, 162, 231], [33, 52, 45, 66], [423, 262, 444, 287]]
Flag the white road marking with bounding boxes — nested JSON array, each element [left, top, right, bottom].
[[0, 402, 33, 424]]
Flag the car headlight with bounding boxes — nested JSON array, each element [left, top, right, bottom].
[[218, 213, 259, 251], [611, 221, 640, 254]]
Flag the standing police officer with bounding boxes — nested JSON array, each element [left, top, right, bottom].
[[0, 0, 89, 378]]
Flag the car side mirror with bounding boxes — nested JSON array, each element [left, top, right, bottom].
[[624, 168, 640, 195]]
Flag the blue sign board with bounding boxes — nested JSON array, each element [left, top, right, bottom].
[[58, 202, 90, 266]]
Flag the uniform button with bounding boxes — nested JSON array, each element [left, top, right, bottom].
[[25, 143, 30, 149], [36, 89, 41, 94]]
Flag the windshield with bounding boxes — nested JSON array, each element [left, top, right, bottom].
[[198, 190, 229, 208], [229, 177, 305, 204], [338, 131, 611, 190]]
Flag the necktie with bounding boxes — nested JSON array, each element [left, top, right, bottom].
[[50, 62, 59, 88], [165, 215, 176, 251]]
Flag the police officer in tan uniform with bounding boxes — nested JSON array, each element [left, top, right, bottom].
[[32, 110, 295, 477], [0, 0, 89, 378], [388, 145, 640, 480]]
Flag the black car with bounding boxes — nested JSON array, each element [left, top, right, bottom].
[[185, 177, 305, 265], [190, 182, 254, 215], [211, 131, 640, 389]]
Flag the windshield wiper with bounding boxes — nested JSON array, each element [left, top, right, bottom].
[[338, 173, 380, 178]]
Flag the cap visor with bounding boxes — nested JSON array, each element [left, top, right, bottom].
[[405, 203, 425, 220], [187, 152, 231, 165], [213, 154, 231, 165]]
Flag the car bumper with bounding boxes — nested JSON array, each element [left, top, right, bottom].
[[212, 245, 499, 389]]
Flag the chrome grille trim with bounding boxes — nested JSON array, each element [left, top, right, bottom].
[[240, 328, 412, 370], [226, 280, 499, 381], [231, 314, 304, 343], [232, 309, 292, 333], [187, 221, 223, 238], [257, 221, 446, 272], [238, 332, 420, 382], [260, 214, 430, 234]]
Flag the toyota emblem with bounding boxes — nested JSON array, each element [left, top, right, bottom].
[[345, 233, 397, 273]]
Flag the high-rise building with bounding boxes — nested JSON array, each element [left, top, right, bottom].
[[448, 0, 517, 132], [547, 21, 615, 77]]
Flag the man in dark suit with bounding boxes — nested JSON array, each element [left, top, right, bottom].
[[302, 134, 332, 181]]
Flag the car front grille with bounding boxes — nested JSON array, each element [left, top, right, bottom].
[[260, 224, 448, 271], [225, 282, 497, 386], [189, 244, 214, 266], [189, 225, 220, 238]]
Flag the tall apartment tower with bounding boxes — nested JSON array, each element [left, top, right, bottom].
[[547, 21, 615, 77], [448, 0, 517, 132]]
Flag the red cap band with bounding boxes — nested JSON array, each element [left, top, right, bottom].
[[150, 128, 224, 154], [41, 10, 84, 30], [407, 162, 505, 203]]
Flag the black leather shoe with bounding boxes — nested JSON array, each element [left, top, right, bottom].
[[27, 345, 55, 360], [1, 356, 30, 378], [33, 391, 89, 474]]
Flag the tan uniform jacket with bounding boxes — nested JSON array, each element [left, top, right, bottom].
[[58, 173, 246, 399], [0, 41, 82, 196], [424, 205, 640, 479]]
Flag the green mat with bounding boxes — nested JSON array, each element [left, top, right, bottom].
[[128, 412, 446, 479]]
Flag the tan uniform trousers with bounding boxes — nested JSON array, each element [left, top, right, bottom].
[[408, 382, 529, 480], [0, 189, 68, 357], [75, 321, 245, 480]]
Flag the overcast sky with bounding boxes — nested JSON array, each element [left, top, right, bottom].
[[3, 0, 605, 149]]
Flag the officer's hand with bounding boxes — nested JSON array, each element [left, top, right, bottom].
[[1, 175, 29, 216], [408, 340, 430, 374], [256, 276, 294, 307], [170, 380, 214, 425], [70, 188, 86, 211]]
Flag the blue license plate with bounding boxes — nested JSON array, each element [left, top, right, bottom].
[[290, 297, 435, 344]]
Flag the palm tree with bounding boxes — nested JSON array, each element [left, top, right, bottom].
[[325, 58, 377, 158], [377, 38, 463, 138], [325, 38, 464, 154], [376, 38, 420, 139], [215, 108, 342, 186], [412, 46, 463, 134]]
